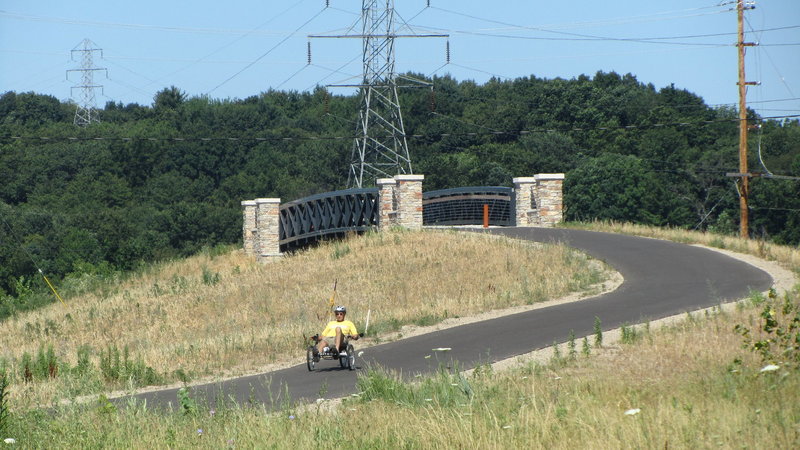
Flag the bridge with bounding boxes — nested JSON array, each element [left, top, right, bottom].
[[241, 173, 564, 260]]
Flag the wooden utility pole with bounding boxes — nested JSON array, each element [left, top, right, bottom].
[[737, 1, 757, 238]]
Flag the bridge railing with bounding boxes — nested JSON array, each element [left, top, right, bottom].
[[243, 173, 563, 261], [423, 186, 514, 226], [278, 188, 379, 250]]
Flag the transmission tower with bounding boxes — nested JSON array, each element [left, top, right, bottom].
[[67, 39, 107, 127], [310, 1, 447, 188]]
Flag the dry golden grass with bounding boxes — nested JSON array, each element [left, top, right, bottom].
[[13, 294, 799, 448], [0, 229, 607, 405], [317, 299, 799, 449], [568, 220, 800, 274]]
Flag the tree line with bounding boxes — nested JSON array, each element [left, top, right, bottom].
[[1, 71, 798, 315]]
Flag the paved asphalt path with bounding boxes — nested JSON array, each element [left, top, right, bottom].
[[123, 228, 772, 411]]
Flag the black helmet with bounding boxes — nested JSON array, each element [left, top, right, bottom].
[[334, 305, 346, 313]]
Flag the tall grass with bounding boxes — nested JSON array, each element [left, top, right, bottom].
[[567, 220, 800, 274], [6, 288, 799, 448], [0, 229, 607, 407]]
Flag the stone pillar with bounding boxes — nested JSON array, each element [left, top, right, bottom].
[[241, 200, 257, 255], [513, 177, 538, 227], [255, 198, 281, 261], [533, 174, 564, 227], [376, 178, 398, 230], [394, 174, 424, 230]]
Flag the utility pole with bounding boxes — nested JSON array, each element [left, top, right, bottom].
[[310, 1, 447, 188], [67, 39, 107, 127], [736, 1, 757, 238]]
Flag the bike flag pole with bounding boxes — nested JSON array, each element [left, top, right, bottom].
[[328, 279, 337, 320], [364, 307, 371, 336]]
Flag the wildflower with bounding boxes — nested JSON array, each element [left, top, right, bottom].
[[316, 398, 325, 404], [553, 376, 562, 380], [3, 438, 16, 444], [502, 425, 512, 429], [209, 409, 216, 417], [521, 376, 528, 380], [760, 364, 780, 373], [424, 398, 433, 402], [357, 351, 364, 357], [288, 415, 295, 420], [624, 408, 641, 416], [424, 355, 431, 359], [197, 429, 203, 436]]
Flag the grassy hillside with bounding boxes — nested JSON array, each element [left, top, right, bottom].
[[3, 269, 798, 448], [0, 227, 798, 447], [0, 229, 608, 408]]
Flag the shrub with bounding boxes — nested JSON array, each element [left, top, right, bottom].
[[735, 289, 800, 369]]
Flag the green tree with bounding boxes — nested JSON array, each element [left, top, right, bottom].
[[564, 153, 668, 224]]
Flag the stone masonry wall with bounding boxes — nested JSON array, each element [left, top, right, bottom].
[[394, 174, 424, 230], [533, 174, 564, 227], [255, 198, 280, 262], [241, 200, 257, 256], [513, 173, 564, 227], [376, 178, 398, 230]]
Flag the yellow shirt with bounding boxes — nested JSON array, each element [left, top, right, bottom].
[[321, 319, 358, 338]]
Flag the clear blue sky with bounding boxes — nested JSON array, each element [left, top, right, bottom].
[[1, 0, 798, 119]]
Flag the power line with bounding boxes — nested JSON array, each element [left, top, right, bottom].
[[8, 114, 799, 143], [207, 7, 326, 95], [0, 10, 311, 36], [427, 5, 737, 46]]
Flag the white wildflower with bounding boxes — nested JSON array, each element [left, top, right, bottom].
[[624, 408, 641, 416], [760, 364, 780, 373], [3, 439, 16, 445]]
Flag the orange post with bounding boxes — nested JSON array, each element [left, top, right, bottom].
[[483, 204, 489, 228]]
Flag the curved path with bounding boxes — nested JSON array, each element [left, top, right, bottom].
[[125, 228, 772, 411]]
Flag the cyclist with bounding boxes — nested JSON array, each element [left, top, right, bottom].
[[317, 305, 359, 356]]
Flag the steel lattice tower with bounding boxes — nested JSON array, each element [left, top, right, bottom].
[[310, 1, 447, 188], [347, 0, 411, 188], [67, 39, 107, 127]]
